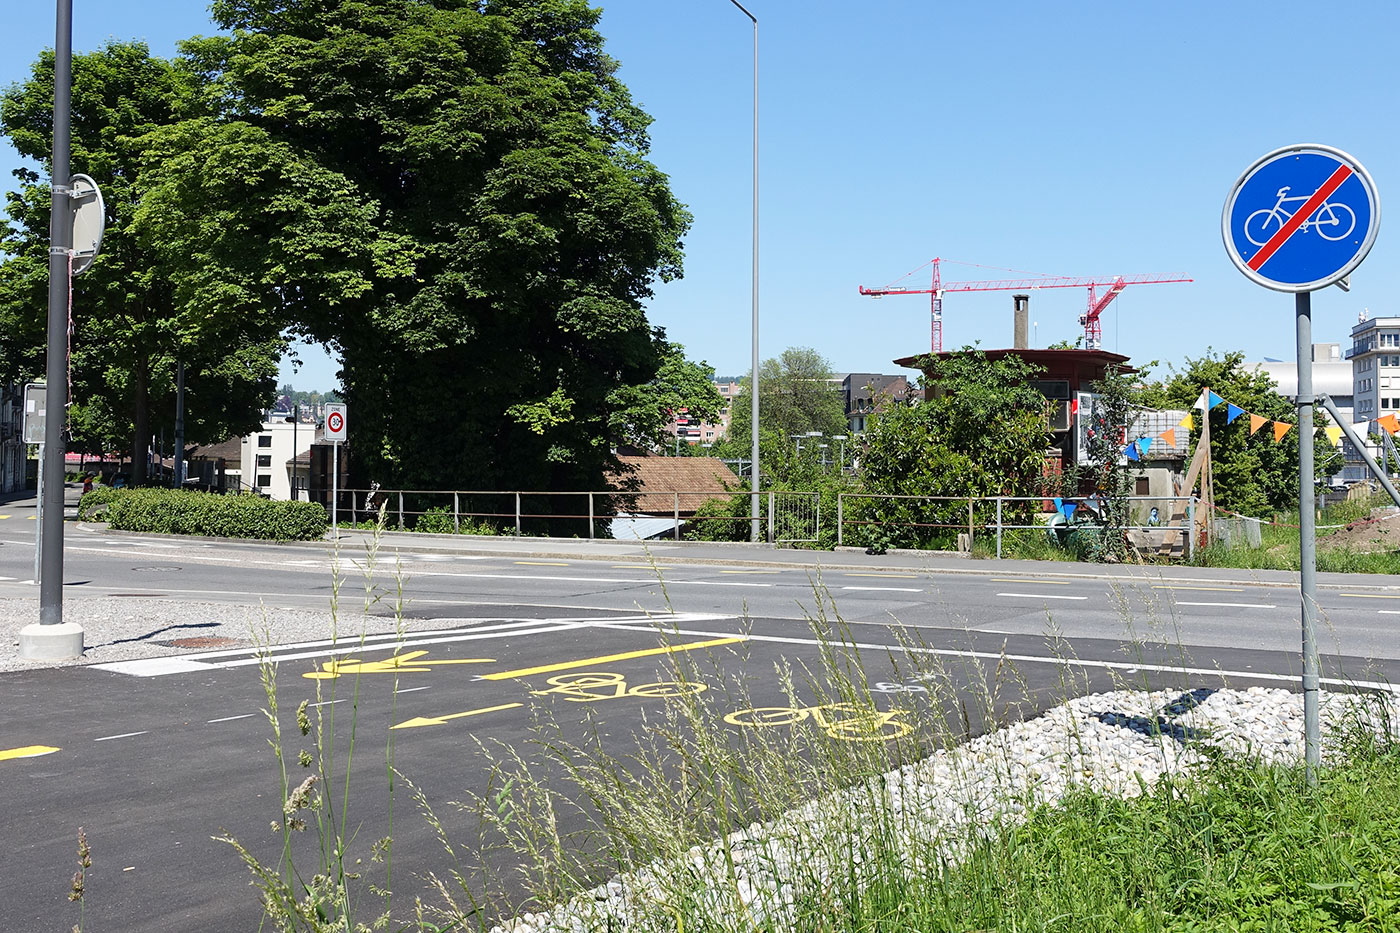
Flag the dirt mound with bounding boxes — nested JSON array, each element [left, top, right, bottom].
[[1320, 509, 1400, 553]]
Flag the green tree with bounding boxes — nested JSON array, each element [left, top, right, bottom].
[[0, 42, 283, 480], [1067, 366, 1139, 562], [156, 0, 691, 514], [717, 346, 848, 474], [607, 341, 724, 451], [856, 349, 1050, 549], [1145, 349, 1332, 516]]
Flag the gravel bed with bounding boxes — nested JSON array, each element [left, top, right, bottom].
[[492, 685, 1400, 933]]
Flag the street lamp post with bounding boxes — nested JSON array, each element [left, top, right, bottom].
[[832, 434, 848, 472], [19, 0, 84, 660], [727, 0, 759, 543]]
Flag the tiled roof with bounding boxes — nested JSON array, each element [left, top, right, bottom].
[[189, 437, 242, 461], [607, 456, 739, 514]]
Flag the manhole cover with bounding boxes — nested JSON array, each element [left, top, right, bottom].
[[130, 566, 182, 572], [161, 636, 246, 649]]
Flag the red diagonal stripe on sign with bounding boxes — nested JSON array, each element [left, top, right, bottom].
[[1247, 163, 1354, 271]]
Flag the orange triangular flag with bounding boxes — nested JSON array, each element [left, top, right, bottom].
[[1272, 421, 1293, 443], [1381, 414, 1400, 435], [1249, 414, 1267, 435], [1160, 428, 1176, 448]]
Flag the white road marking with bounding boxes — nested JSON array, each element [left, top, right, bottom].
[[308, 699, 344, 708], [1379, 610, 1400, 615], [95, 731, 148, 742], [842, 586, 924, 593], [207, 714, 256, 724], [997, 592, 1088, 601], [1176, 601, 1275, 609], [395, 685, 432, 694]]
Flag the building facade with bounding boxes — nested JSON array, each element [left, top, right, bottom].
[[238, 418, 317, 500], [0, 383, 27, 496]]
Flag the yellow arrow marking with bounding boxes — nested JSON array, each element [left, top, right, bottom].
[[482, 636, 746, 681], [304, 650, 494, 679], [1, 745, 60, 762], [391, 702, 523, 730]]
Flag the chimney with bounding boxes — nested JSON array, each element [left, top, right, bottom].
[[1013, 294, 1030, 349]]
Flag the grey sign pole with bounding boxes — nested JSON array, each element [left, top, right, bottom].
[[20, 0, 84, 659], [1296, 292, 1321, 779]]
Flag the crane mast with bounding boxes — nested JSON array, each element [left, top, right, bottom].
[[860, 258, 1192, 351]]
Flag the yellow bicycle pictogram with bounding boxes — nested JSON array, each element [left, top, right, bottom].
[[724, 701, 911, 742], [530, 671, 707, 703], [303, 650, 494, 680]]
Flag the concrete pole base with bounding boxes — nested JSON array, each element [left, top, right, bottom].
[[18, 622, 85, 661]]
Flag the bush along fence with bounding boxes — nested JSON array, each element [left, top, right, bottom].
[[79, 488, 329, 541]]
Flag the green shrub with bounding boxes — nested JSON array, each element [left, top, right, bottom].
[[411, 505, 504, 536], [102, 488, 329, 541], [77, 486, 125, 520]]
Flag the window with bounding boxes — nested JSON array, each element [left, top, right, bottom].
[[257, 435, 272, 448], [1384, 398, 1391, 409], [256, 454, 272, 467], [257, 474, 272, 487], [1134, 477, 1150, 497]]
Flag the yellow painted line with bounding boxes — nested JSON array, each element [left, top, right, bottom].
[[1339, 593, 1400, 600], [482, 636, 747, 681], [845, 573, 919, 579], [1152, 585, 1241, 592], [0, 514, 10, 519], [391, 702, 523, 730], [515, 561, 569, 567], [991, 578, 1072, 585], [1, 745, 60, 762]]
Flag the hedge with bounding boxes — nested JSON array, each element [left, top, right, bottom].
[[81, 488, 329, 541]]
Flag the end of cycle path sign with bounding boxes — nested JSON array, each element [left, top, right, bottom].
[[1223, 144, 1380, 293]]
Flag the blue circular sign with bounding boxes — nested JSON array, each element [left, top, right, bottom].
[[1222, 144, 1379, 293]]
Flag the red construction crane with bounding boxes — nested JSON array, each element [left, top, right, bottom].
[[859, 257, 1192, 352]]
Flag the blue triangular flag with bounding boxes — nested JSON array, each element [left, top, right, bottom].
[[1125, 443, 1140, 461], [1053, 496, 1064, 516], [1137, 437, 1153, 457], [1063, 503, 1077, 520], [1226, 403, 1245, 424], [1207, 390, 1224, 410]]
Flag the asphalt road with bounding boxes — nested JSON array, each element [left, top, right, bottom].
[[2, 500, 1400, 931]]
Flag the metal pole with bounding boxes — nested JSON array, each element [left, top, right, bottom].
[[40, 0, 72, 625], [288, 399, 295, 499], [674, 491, 680, 541], [767, 490, 774, 544], [34, 448, 43, 584], [454, 491, 460, 533], [1186, 498, 1195, 562], [728, 0, 760, 543], [175, 360, 186, 487], [1296, 291, 1321, 784], [397, 490, 404, 530], [996, 497, 1003, 559], [836, 492, 843, 547], [515, 491, 521, 537], [588, 492, 594, 539], [331, 443, 339, 537]]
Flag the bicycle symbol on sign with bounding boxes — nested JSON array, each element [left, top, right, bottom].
[[1244, 185, 1356, 246], [724, 701, 911, 742], [529, 671, 707, 703]]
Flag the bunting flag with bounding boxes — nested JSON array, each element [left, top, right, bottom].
[[1052, 496, 1064, 516], [1206, 390, 1225, 410], [1249, 413, 1267, 435], [1125, 443, 1140, 462], [1179, 414, 1194, 431], [1380, 414, 1400, 435], [1324, 426, 1344, 446], [1226, 403, 1245, 424], [1273, 421, 1293, 443], [1063, 503, 1078, 520], [1137, 438, 1153, 458], [1161, 428, 1176, 448], [1192, 389, 1209, 411]]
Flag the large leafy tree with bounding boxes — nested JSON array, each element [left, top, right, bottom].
[[1138, 350, 1332, 516], [856, 349, 1050, 548], [158, 0, 691, 501], [718, 346, 849, 472], [607, 340, 724, 451], [0, 43, 285, 480]]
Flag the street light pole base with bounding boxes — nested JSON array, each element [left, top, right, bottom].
[[18, 622, 84, 661]]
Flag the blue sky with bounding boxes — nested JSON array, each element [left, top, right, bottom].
[[6, 1, 1400, 391]]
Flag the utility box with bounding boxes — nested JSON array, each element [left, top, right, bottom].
[[22, 383, 46, 445]]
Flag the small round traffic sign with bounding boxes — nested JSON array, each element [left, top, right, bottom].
[[328, 412, 343, 433], [1222, 144, 1379, 293]]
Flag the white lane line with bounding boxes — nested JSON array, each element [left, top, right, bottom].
[[1176, 601, 1276, 609], [591, 622, 1400, 694], [1379, 610, 1400, 615], [94, 731, 148, 742], [207, 714, 256, 724], [842, 586, 924, 593], [308, 699, 344, 709], [997, 592, 1088, 601], [412, 570, 775, 589], [395, 685, 432, 694], [0, 576, 14, 581]]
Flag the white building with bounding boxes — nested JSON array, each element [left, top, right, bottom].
[[235, 418, 316, 500]]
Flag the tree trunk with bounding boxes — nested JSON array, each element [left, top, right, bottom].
[[131, 357, 150, 485]]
